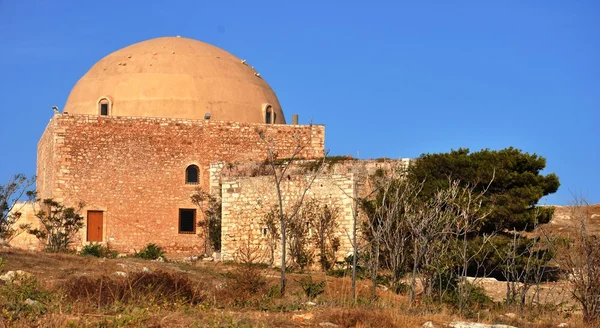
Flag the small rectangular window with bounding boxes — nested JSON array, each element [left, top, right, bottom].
[[179, 209, 196, 234], [100, 103, 108, 116]]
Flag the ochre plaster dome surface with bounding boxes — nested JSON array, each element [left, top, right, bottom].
[[64, 37, 285, 123]]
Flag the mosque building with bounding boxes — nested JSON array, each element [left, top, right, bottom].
[[12, 36, 407, 261]]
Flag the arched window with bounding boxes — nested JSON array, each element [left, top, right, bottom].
[[98, 98, 111, 116], [185, 165, 199, 184], [265, 105, 272, 124]]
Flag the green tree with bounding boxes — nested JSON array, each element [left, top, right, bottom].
[[190, 188, 222, 254], [27, 198, 84, 252], [408, 147, 559, 233], [0, 174, 36, 243]]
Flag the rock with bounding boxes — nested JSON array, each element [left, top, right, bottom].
[[152, 257, 165, 262], [557, 324, 568, 327], [319, 322, 338, 327], [142, 267, 152, 273], [449, 322, 518, 328], [0, 270, 32, 282], [24, 298, 41, 307], [422, 321, 435, 328], [291, 313, 314, 322], [503, 313, 517, 319], [202, 256, 214, 262], [113, 271, 127, 277], [116, 263, 127, 268], [183, 256, 199, 263], [305, 301, 317, 306]]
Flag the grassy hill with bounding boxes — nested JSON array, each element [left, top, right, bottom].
[[0, 247, 594, 328]]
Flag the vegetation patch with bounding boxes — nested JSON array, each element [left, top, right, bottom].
[[79, 242, 118, 258], [133, 243, 166, 260], [62, 270, 206, 307]]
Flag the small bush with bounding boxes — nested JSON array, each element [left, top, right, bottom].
[[327, 258, 367, 280], [296, 275, 325, 299], [134, 243, 165, 260], [79, 242, 118, 258], [220, 264, 267, 306], [444, 281, 493, 311], [392, 281, 410, 294], [327, 268, 347, 278]]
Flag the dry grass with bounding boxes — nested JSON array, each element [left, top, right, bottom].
[[62, 270, 206, 307], [0, 248, 597, 327]]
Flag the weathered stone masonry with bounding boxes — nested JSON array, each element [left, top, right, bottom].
[[34, 113, 324, 254], [220, 174, 356, 263]]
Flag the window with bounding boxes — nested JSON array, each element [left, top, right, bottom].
[[265, 106, 272, 124], [185, 165, 199, 184], [98, 98, 110, 116], [179, 209, 196, 234]]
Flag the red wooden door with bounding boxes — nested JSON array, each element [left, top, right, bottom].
[[87, 211, 103, 242]]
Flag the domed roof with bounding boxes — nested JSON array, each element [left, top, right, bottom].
[[63, 36, 285, 124]]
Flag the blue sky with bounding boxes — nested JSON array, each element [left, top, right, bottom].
[[0, 1, 598, 205]]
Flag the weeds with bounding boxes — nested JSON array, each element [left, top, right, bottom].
[[0, 275, 53, 322], [79, 242, 118, 258], [134, 243, 166, 260], [296, 275, 325, 299]]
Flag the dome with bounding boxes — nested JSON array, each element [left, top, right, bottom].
[[63, 37, 285, 124]]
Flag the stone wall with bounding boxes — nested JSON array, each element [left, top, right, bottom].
[[31, 113, 325, 254], [36, 117, 56, 200], [220, 173, 356, 264], [5, 202, 43, 251], [218, 159, 413, 266]]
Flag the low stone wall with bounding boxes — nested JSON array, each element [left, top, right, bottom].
[[6, 202, 43, 251], [220, 173, 356, 264]]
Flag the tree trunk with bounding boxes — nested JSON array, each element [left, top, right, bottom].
[[409, 243, 420, 305], [277, 182, 287, 296], [351, 205, 357, 302], [371, 237, 380, 300]]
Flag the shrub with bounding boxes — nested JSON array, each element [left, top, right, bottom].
[[79, 242, 118, 258], [443, 281, 492, 312], [27, 198, 85, 252], [327, 253, 368, 279], [134, 243, 165, 260], [190, 188, 222, 254], [296, 275, 325, 299], [221, 264, 267, 306]]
